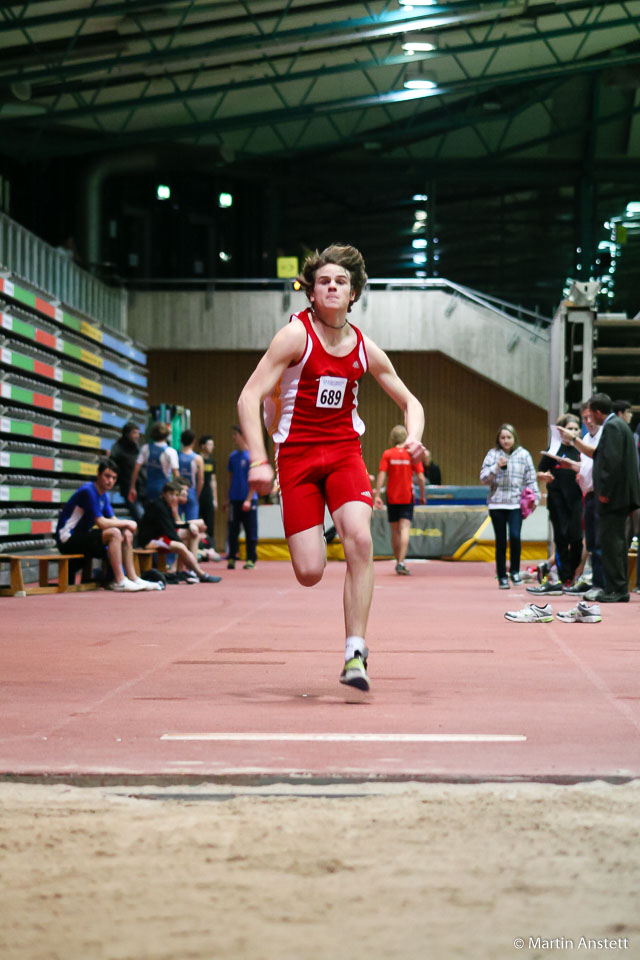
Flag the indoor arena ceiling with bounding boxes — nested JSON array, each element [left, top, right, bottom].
[[1, 0, 640, 310]]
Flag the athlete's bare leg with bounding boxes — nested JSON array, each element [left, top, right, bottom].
[[287, 524, 327, 586], [390, 518, 411, 565], [103, 527, 125, 582], [332, 501, 374, 638], [121, 528, 139, 582]]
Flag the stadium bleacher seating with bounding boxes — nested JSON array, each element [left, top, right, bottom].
[[0, 237, 148, 592]]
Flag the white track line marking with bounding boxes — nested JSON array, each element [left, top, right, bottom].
[[549, 626, 640, 735], [161, 733, 526, 742]]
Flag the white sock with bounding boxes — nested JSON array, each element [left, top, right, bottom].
[[345, 635, 365, 661]]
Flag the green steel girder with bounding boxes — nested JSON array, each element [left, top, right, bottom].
[[0, 0, 630, 89], [339, 82, 640, 167], [1, 4, 638, 132], [0, 0, 543, 35], [6, 43, 640, 166]]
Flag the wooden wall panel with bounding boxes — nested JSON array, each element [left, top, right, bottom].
[[148, 349, 548, 499]]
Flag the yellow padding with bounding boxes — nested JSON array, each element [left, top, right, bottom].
[[452, 516, 491, 560], [451, 516, 547, 562], [236, 539, 346, 562], [454, 542, 548, 563]]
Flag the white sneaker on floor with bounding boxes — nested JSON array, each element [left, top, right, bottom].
[[108, 577, 145, 593], [134, 577, 164, 591], [556, 602, 602, 623], [504, 603, 553, 623]]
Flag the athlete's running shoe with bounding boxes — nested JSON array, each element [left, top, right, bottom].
[[134, 577, 164, 591], [504, 603, 553, 623], [562, 579, 591, 596], [395, 561, 410, 576], [339, 650, 370, 691], [107, 577, 145, 592], [556, 602, 602, 623], [526, 579, 563, 596]]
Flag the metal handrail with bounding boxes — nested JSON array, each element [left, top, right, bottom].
[[126, 274, 552, 338], [0, 211, 552, 339], [0, 213, 126, 332]]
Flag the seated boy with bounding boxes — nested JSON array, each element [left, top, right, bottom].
[[137, 481, 221, 584], [56, 458, 157, 592]]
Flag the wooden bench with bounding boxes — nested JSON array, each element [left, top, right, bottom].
[[133, 548, 167, 576], [0, 553, 98, 597]]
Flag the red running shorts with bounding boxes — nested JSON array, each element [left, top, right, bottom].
[[276, 439, 373, 537]]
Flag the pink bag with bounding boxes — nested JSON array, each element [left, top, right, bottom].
[[520, 486, 536, 518]]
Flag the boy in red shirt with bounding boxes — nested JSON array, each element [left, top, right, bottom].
[[374, 425, 426, 575]]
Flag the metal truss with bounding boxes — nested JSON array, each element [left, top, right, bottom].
[[0, 0, 638, 165]]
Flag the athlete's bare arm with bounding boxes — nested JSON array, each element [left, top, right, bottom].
[[373, 469, 387, 509], [128, 461, 141, 502], [237, 320, 307, 494], [364, 337, 426, 460], [195, 453, 205, 498], [557, 424, 594, 458], [95, 515, 137, 532]]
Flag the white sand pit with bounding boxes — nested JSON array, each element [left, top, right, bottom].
[[1, 780, 639, 960]]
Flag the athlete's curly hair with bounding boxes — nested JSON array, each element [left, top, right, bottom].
[[297, 244, 368, 313]]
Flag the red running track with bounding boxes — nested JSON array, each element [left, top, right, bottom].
[[1, 560, 639, 782]]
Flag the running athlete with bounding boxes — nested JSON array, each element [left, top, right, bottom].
[[237, 244, 425, 692]]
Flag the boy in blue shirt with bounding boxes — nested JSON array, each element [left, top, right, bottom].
[[226, 425, 258, 569], [56, 458, 154, 592]]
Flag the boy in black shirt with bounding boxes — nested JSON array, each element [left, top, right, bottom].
[[139, 481, 221, 583]]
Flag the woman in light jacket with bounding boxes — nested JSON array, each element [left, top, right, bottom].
[[480, 423, 540, 589]]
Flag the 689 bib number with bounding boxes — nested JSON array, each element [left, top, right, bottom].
[[316, 375, 347, 409]]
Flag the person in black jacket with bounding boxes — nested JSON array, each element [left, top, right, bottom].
[[110, 422, 144, 522], [422, 448, 442, 486], [138, 481, 221, 583], [533, 414, 583, 595], [589, 393, 640, 602]]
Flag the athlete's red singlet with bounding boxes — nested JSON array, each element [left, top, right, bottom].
[[264, 308, 369, 444]]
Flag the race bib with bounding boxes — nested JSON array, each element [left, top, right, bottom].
[[316, 376, 347, 409]]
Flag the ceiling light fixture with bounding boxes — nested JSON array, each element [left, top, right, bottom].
[[402, 33, 436, 53], [404, 63, 438, 90]]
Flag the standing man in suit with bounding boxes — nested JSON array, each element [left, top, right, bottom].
[[587, 393, 640, 602]]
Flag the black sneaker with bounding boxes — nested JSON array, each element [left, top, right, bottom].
[[537, 561, 550, 585], [526, 580, 563, 596], [562, 580, 591, 596], [339, 649, 370, 691], [199, 573, 222, 583], [510, 573, 522, 584], [498, 577, 510, 589]]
